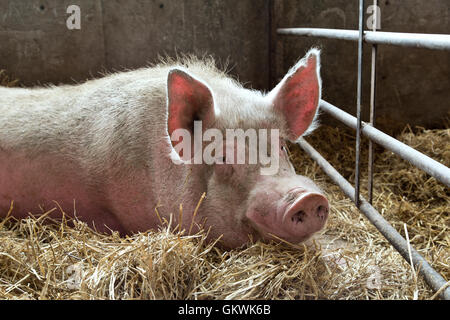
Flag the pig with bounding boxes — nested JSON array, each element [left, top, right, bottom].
[[0, 48, 329, 249]]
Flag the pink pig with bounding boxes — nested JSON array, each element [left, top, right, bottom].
[[0, 49, 328, 248]]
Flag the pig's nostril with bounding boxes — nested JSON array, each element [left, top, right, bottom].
[[291, 210, 306, 224], [317, 205, 328, 220]]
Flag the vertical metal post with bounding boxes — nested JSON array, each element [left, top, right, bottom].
[[355, 0, 365, 207], [368, 0, 378, 204]]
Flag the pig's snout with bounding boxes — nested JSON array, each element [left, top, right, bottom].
[[246, 185, 330, 244], [281, 191, 329, 240]]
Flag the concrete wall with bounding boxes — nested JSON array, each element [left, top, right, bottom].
[[0, 0, 448, 132], [0, 0, 270, 89]]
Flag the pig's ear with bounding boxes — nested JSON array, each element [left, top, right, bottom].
[[166, 68, 215, 137], [269, 49, 322, 141]]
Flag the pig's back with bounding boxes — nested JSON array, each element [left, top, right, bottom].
[[0, 59, 243, 168]]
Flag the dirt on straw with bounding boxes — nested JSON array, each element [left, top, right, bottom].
[[0, 75, 448, 300]]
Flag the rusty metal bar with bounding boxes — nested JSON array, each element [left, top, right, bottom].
[[354, 0, 365, 207], [320, 100, 450, 187], [297, 137, 450, 300], [277, 28, 450, 50]]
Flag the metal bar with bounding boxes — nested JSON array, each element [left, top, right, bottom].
[[355, 0, 364, 207], [297, 137, 450, 300], [320, 100, 450, 187], [277, 28, 450, 50], [368, 0, 378, 204]]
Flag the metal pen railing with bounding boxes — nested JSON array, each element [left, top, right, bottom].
[[278, 0, 450, 300], [277, 28, 450, 50]]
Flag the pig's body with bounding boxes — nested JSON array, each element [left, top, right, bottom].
[[0, 51, 329, 248], [0, 63, 245, 240]]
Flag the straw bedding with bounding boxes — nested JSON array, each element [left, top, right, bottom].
[[0, 70, 448, 299]]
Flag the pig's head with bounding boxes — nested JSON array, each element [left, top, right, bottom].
[[166, 49, 329, 249]]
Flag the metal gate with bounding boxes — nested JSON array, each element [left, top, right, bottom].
[[277, 0, 450, 300]]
